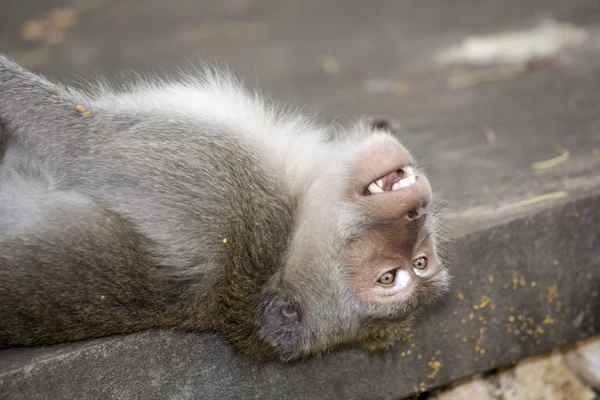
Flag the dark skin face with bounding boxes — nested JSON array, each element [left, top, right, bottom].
[[346, 138, 438, 306]]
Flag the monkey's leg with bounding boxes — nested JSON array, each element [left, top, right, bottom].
[[0, 183, 165, 347]]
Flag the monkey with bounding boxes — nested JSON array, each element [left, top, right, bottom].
[[0, 55, 450, 362]]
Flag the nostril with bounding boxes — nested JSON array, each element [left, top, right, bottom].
[[406, 202, 428, 221], [406, 209, 419, 221]]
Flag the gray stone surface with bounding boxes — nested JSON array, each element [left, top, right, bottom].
[[1, 0, 600, 398]]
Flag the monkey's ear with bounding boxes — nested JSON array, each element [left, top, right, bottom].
[[368, 116, 401, 135]]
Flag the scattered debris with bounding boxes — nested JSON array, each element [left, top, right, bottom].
[[531, 143, 570, 170], [428, 359, 442, 379], [447, 65, 525, 90], [363, 78, 412, 96], [546, 285, 559, 304], [222, 238, 228, 244], [482, 126, 497, 145], [21, 7, 79, 47], [497, 191, 568, 212], [437, 19, 588, 67]]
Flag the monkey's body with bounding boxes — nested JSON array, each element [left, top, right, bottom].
[[0, 56, 449, 361]]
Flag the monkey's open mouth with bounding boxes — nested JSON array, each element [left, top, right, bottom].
[[366, 166, 416, 194]]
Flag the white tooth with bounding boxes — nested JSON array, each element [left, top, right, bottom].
[[403, 166, 415, 177], [391, 182, 400, 191], [368, 182, 384, 194], [398, 175, 417, 188], [375, 179, 384, 189]]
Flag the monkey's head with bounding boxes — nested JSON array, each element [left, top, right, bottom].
[[246, 119, 450, 362]]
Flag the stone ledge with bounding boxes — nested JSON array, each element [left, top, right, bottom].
[[1, 191, 598, 400]]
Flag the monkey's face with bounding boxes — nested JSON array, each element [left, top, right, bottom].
[[254, 126, 449, 361]]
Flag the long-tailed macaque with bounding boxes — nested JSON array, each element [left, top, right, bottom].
[[0, 56, 449, 361]]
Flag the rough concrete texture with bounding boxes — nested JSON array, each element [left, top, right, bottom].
[[1, 0, 600, 398]]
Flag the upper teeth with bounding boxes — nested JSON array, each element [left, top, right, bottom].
[[367, 166, 417, 194], [367, 181, 384, 194]]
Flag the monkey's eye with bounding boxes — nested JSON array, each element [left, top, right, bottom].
[[378, 271, 396, 285], [412, 257, 428, 270]]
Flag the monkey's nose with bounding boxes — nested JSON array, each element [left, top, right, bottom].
[[405, 202, 428, 221]]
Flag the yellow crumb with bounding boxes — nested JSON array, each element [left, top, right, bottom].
[[546, 285, 559, 303], [473, 304, 479, 310], [509, 316, 515, 322], [457, 292, 464, 302], [519, 276, 526, 287], [427, 360, 441, 379], [480, 349, 485, 355], [134, 345, 139, 350], [574, 212, 580, 218], [462, 337, 467, 342], [418, 354, 423, 359], [531, 281, 537, 287], [222, 238, 228, 244], [488, 275, 494, 283], [461, 318, 467, 324], [75, 104, 91, 116], [530, 143, 570, 170], [543, 315, 554, 325], [490, 303, 496, 312], [401, 352, 406, 357], [479, 296, 491, 309], [411, 343, 416, 348], [497, 191, 568, 212], [469, 312, 474, 320], [509, 307, 515, 313], [407, 350, 411, 355], [99, 295, 105, 300], [593, 148, 599, 157]]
